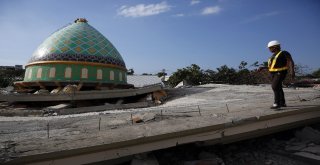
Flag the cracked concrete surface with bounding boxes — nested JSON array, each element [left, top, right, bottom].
[[0, 84, 319, 163]]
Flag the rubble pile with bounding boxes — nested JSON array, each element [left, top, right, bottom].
[[116, 125, 320, 165]]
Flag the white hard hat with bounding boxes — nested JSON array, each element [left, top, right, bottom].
[[267, 40, 280, 47]]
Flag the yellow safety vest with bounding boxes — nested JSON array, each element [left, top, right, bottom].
[[268, 51, 288, 72]]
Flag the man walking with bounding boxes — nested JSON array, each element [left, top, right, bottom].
[[267, 40, 295, 109]]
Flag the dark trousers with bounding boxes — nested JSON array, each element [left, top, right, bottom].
[[271, 71, 287, 105]]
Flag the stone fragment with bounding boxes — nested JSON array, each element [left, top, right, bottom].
[[131, 153, 159, 165], [108, 120, 127, 126], [130, 113, 156, 123], [184, 159, 224, 165], [131, 114, 143, 123], [265, 159, 274, 165], [47, 103, 71, 110], [198, 151, 220, 160], [294, 152, 320, 161], [116, 99, 124, 105], [50, 87, 62, 94], [62, 84, 77, 93], [295, 127, 320, 143], [5, 86, 14, 93], [34, 89, 49, 94], [302, 146, 320, 155], [285, 142, 307, 152], [142, 113, 156, 122]]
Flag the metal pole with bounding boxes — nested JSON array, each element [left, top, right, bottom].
[[226, 104, 229, 113], [99, 117, 101, 131], [47, 122, 50, 139], [197, 105, 201, 116]]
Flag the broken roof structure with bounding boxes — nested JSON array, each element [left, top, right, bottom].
[[15, 18, 133, 90], [127, 75, 164, 88]]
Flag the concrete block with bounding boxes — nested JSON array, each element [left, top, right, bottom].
[[131, 153, 159, 165], [285, 143, 307, 152], [132, 115, 143, 123], [184, 159, 223, 165], [295, 127, 320, 143], [294, 152, 320, 162], [302, 145, 320, 155], [142, 113, 156, 122], [46, 103, 71, 110]]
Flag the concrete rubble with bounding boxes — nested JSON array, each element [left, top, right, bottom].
[[135, 125, 320, 165], [282, 126, 320, 163], [131, 153, 159, 165], [0, 84, 319, 164]]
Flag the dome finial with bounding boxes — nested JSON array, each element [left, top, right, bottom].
[[75, 18, 88, 23]]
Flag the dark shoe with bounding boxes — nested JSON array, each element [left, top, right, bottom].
[[270, 104, 281, 109]]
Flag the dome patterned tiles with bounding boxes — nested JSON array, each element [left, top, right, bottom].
[[16, 18, 131, 89], [28, 18, 126, 68]]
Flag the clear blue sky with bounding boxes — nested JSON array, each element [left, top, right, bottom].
[[0, 0, 319, 74]]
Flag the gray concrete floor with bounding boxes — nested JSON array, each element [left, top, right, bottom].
[[0, 84, 319, 163]]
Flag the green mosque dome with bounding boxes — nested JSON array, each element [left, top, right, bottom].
[[28, 18, 126, 68], [16, 18, 132, 89]]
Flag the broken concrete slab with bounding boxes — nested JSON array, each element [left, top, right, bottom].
[[34, 89, 49, 94], [131, 114, 143, 123], [285, 143, 307, 152], [294, 152, 320, 162], [46, 104, 71, 110], [295, 127, 320, 143], [142, 113, 156, 122], [198, 151, 224, 163], [131, 153, 159, 165], [130, 113, 156, 123], [1, 84, 320, 164], [301, 145, 320, 155], [184, 159, 224, 165]]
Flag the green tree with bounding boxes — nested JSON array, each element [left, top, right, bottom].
[[215, 65, 237, 84], [236, 61, 255, 84], [312, 68, 320, 78], [294, 64, 311, 77], [0, 69, 25, 87], [157, 69, 167, 77], [202, 69, 217, 84], [168, 64, 203, 87], [250, 61, 259, 68], [238, 61, 248, 70], [127, 68, 134, 75]]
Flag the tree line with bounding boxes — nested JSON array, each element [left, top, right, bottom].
[[165, 62, 320, 87], [0, 69, 24, 88], [0, 62, 319, 88]]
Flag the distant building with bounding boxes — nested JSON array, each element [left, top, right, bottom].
[[15, 65, 23, 70], [0, 65, 23, 70]]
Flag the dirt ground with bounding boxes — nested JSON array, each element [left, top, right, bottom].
[[0, 84, 320, 164]]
